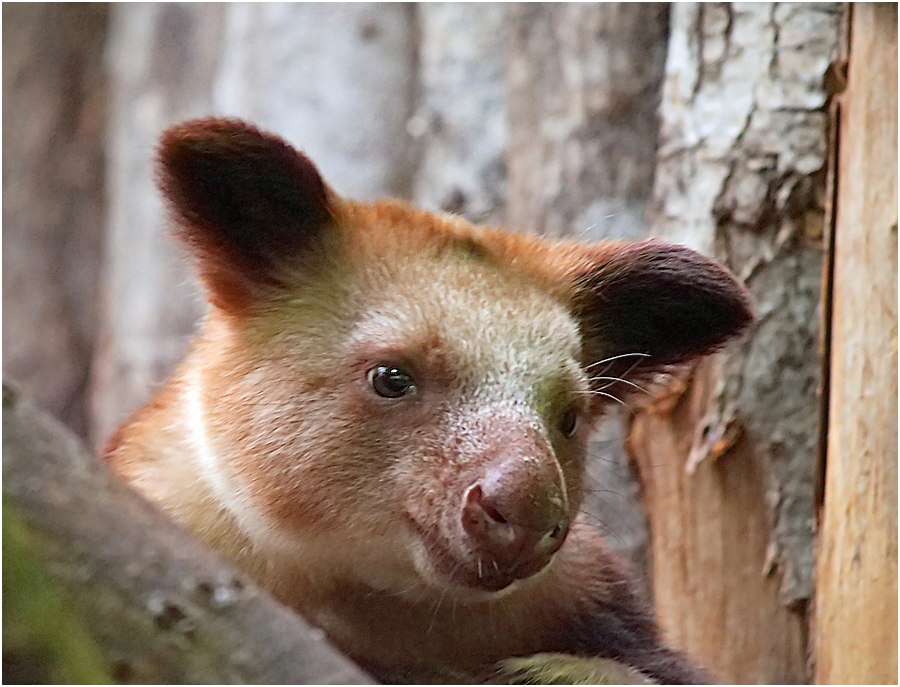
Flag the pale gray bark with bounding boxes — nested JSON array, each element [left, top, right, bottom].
[[211, 3, 418, 200], [412, 3, 507, 224], [2, 4, 108, 439], [91, 4, 225, 448], [506, 4, 669, 241]]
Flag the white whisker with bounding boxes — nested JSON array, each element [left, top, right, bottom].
[[427, 585, 448, 635], [591, 376, 651, 395], [585, 352, 651, 370], [598, 356, 650, 390], [577, 389, 631, 409]]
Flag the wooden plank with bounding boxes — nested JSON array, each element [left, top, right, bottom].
[[812, 4, 899, 683]]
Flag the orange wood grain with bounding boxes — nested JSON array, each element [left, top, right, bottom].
[[812, 5, 898, 684], [628, 358, 809, 683]]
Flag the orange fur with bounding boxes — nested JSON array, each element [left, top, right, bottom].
[[106, 118, 754, 683]]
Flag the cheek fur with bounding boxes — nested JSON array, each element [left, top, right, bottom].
[[200, 354, 395, 540]]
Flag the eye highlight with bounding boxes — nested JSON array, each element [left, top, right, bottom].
[[368, 365, 417, 399]]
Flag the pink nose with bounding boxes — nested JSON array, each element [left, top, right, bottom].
[[460, 460, 569, 580]]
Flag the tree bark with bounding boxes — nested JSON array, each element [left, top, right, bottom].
[[3, 383, 371, 684], [210, 3, 418, 201], [627, 4, 841, 683], [505, 3, 669, 581], [812, 5, 898, 683], [505, 3, 669, 241], [411, 3, 507, 225], [90, 4, 225, 449], [2, 4, 108, 440]]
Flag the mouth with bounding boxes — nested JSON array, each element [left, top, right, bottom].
[[406, 518, 554, 594]]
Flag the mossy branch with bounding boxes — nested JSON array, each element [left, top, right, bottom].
[[2, 382, 371, 684]]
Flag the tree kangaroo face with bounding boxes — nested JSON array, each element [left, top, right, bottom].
[[198, 240, 592, 597], [108, 117, 752, 683]]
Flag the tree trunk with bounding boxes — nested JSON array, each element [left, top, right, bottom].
[[812, 5, 898, 683], [90, 4, 225, 449], [627, 4, 841, 683], [505, 3, 668, 242], [210, 3, 418, 201], [91, 3, 418, 449], [2, 4, 108, 440], [3, 383, 371, 684], [504, 3, 670, 579], [412, 3, 507, 225]]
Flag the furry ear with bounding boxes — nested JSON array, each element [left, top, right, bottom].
[[573, 239, 755, 383], [157, 118, 335, 310]]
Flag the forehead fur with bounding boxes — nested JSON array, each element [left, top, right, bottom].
[[338, 198, 591, 299], [241, 197, 587, 408], [341, 201, 585, 391], [346, 248, 584, 402]]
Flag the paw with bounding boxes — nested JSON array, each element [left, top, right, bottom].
[[496, 653, 652, 685]]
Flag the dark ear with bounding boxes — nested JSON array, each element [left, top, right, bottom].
[[575, 239, 755, 383], [157, 118, 334, 310]]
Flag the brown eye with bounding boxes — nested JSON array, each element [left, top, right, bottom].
[[368, 365, 417, 399], [559, 408, 578, 436]]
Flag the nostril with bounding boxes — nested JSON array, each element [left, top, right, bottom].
[[480, 500, 508, 525], [540, 518, 569, 551], [465, 483, 509, 525]]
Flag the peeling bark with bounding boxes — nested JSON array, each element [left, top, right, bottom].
[[3, 383, 371, 684], [629, 3, 841, 682]]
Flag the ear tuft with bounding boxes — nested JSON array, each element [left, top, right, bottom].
[[576, 240, 756, 371], [157, 118, 334, 307]]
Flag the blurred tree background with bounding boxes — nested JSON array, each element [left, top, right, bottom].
[[4, 3, 895, 684]]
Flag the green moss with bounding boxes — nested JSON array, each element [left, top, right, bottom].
[[3, 502, 110, 684]]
